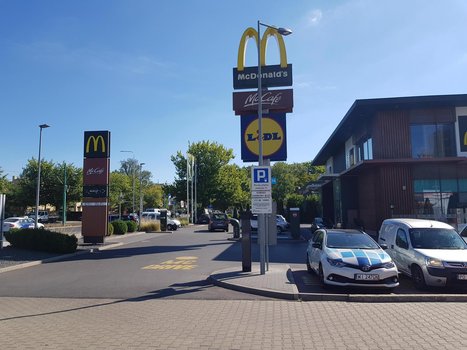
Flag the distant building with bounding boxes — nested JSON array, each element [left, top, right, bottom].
[[312, 94, 467, 233]]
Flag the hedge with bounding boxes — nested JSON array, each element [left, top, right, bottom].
[[111, 220, 128, 235], [126, 220, 137, 233], [4, 228, 78, 254]]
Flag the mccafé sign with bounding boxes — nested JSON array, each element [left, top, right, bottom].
[[233, 27, 292, 90], [233, 89, 293, 115]]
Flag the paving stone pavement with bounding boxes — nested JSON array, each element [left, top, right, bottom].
[[1, 297, 466, 350]]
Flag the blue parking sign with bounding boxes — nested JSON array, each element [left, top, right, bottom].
[[253, 168, 269, 183]]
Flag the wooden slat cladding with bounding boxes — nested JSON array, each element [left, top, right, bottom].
[[378, 165, 413, 220], [409, 107, 456, 123], [373, 110, 411, 159]]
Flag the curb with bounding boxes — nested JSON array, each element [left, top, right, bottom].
[[210, 274, 298, 300], [0, 241, 124, 274]]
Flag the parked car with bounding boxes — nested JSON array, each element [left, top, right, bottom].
[[121, 213, 139, 223], [250, 215, 289, 234], [311, 217, 333, 233], [2, 217, 45, 232], [460, 225, 467, 243], [306, 228, 399, 289], [197, 214, 210, 224], [27, 210, 50, 223], [378, 218, 467, 289], [276, 215, 289, 233], [141, 212, 181, 231], [208, 212, 229, 232]]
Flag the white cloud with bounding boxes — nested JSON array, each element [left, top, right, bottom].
[[307, 9, 322, 26]]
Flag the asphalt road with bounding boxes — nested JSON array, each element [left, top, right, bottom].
[[0, 225, 272, 300]]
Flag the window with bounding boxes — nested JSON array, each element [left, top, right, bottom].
[[395, 229, 409, 249], [410, 123, 455, 158], [357, 137, 373, 162]]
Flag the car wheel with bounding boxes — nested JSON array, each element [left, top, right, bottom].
[[306, 254, 312, 273], [411, 265, 427, 290], [167, 224, 173, 231], [276, 226, 282, 234]]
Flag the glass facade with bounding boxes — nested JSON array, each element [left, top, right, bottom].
[[413, 178, 467, 225], [410, 123, 456, 158]]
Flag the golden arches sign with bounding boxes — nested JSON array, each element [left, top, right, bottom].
[[86, 135, 106, 153], [236, 27, 288, 71]]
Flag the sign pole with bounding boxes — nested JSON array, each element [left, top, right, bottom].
[[257, 20, 266, 275]]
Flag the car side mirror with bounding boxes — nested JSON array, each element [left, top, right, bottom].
[[380, 243, 388, 250], [312, 242, 322, 249]]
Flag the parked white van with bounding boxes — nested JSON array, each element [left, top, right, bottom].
[[378, 218, 467, 289]]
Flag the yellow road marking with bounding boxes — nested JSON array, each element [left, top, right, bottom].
[[142, 256, 198, 270]]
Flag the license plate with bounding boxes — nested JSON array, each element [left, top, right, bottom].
[[457, 274, 467, 280], [355, 274, 379, 281]]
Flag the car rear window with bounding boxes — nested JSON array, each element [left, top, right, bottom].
[[212, 214, 227, 220]]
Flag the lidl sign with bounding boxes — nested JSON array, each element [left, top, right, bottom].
[[241, 113, 287, 162]]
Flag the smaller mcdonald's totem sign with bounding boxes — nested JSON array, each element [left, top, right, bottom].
[[84, 131, 110, 158], [82, 130, 110, 244]]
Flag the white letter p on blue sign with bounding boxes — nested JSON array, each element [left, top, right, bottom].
[[254, 168, 269, 183]]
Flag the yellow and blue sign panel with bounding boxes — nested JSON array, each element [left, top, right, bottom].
[[241, 113, 287, 162]]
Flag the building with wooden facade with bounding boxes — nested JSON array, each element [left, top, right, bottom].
[[312, 94, 467, 234]]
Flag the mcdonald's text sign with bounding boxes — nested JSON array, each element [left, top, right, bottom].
[[233, 64, 292, 90], [233, 27, 293, 90], [83, 131, 110, 158]]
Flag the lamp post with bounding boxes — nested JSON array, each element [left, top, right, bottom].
[[120, 150, 136, 213], [35, 124, 50, 229], [257, 21, 292, 275], [139, 162, 145, 227]]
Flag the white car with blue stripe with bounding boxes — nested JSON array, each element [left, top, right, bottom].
[[307, 229, 399, 289]]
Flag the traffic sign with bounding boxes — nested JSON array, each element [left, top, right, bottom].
[[251, 166, 272, 213], [252, 166, 271, 191]]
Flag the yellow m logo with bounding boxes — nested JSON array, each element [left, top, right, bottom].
[[86, 135, 106, 153], [237, 27, 288, 72], [464, 131, 467, 146]]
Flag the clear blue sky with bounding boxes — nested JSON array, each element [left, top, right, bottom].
[[1, 0, 466, 183]]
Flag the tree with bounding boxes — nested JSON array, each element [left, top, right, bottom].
[[109, 172, 132, 213], [214, 164, 250, 211], [144, 184, 164, 208], [0, 167, 8, 193], [170, 141, 234, 210], [6, 160, 82, 215]]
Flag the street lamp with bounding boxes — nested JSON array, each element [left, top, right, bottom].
[[257, 21, 292, 275], [35, 124, 50, 229], [120, 150, 136, 213], [139, 162, 145, 227]]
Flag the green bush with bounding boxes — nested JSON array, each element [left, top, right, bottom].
[[126, 220, 137, 233], [4, 228, 77, 254], [111, 220, 128, 235], [107, 223, 114, 236], [140, 221, 160, 232]]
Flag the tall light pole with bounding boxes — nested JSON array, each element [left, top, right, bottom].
[[35, 124, 50, 229], [139, 162, 145, 227], [257, 21, 292, 274], [120, 150, 136, 213]]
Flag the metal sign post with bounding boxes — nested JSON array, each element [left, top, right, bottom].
[[252, 166, 272, 274], [0, 194, 5, 249]]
